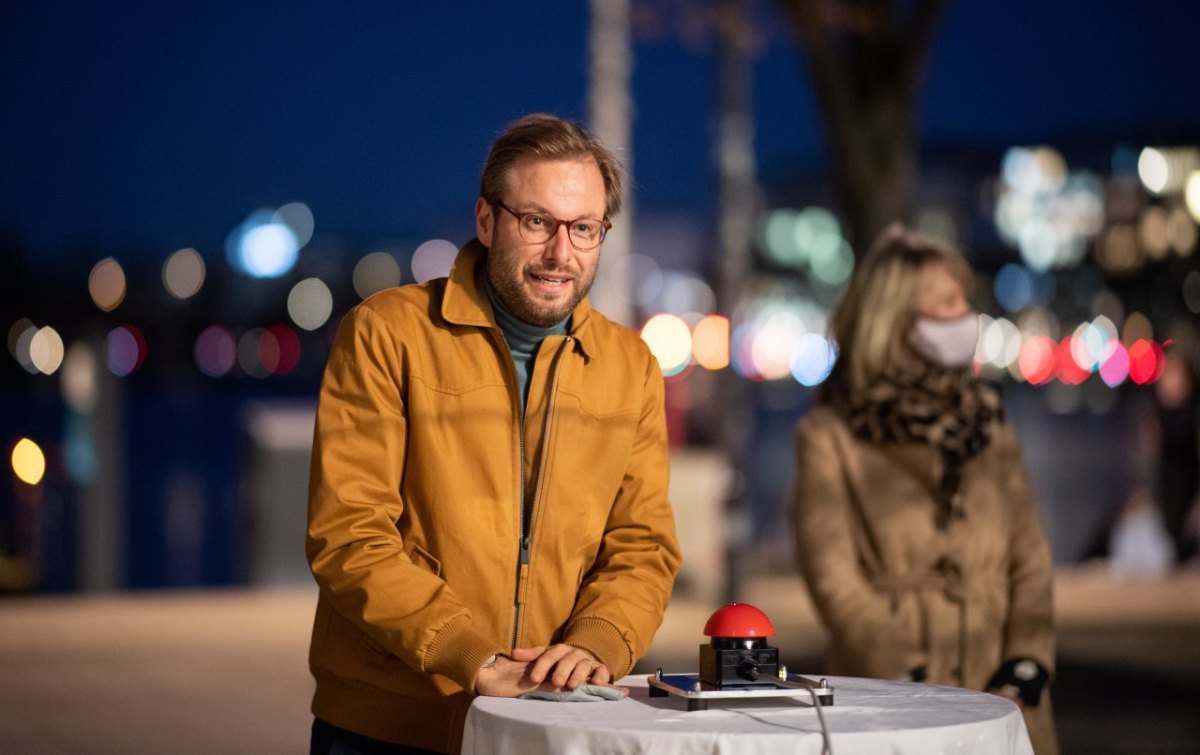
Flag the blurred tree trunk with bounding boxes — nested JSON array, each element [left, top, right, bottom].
[[775, 0, 948, 251]]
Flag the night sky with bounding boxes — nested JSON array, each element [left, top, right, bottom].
[[3, 1, 1199, 263]]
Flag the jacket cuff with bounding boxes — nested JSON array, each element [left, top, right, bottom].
[[562, 617, 633, 679], [424, 614, 503, 694], [987, 657, 1050, 708]]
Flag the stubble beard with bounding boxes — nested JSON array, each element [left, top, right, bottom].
[[486, 242, 597, 327]]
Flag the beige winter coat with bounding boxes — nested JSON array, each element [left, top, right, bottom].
[[792, 405, 1058, 755]]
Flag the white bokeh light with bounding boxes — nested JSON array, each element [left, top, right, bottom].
[[288, 278, 334, 331]]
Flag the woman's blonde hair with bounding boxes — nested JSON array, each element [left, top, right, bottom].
[[825, 223, 973, 401]]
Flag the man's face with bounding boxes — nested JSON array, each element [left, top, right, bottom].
[[476, 156, 606, 327]]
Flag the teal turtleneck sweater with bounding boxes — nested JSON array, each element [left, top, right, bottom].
[[485, 279, 569, 416]]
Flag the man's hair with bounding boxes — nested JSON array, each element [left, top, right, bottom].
[[480, 113, 624, 219], [825, 223, 974, 401]]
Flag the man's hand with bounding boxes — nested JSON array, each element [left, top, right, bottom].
[[512, 644, 613, 690], [474, 654, 545, 697], [474, 644, 626, 698]]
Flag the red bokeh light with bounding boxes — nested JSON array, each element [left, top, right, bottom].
[[1018, 335, 1056, 385], [1128, 339, 1165, 385], [1055, 337, 1090, 385]]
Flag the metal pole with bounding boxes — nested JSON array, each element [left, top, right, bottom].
[[587, 0, 634, 326]]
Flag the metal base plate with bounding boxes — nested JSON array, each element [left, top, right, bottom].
[[646, 671, 834, 711]]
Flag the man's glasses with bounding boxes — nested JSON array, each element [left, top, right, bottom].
[[495, 202, 611, 251]]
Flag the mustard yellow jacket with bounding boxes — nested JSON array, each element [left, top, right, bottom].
[[792, 405, 1058, 755], [306, 241, 680, 752]]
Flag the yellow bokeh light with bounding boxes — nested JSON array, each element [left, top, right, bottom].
[[12, 437, 46, 486], [1122, 311, 1153, 345], [640, 314, 692, 376], [1166, 206, 1196, 256], [29, 326, 65, 375], [89, 258, 127, 312], [1138, 206, 1170, 260], [1186, 171, 1200, 224], [692, 315, 730, 370]]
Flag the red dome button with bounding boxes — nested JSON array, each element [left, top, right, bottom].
[[703, 603, 775, 638]]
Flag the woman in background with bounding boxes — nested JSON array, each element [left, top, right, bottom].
[[791, 224, 1059, 754]]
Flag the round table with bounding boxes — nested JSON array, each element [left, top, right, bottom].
[[462, 674, 1034, 754]]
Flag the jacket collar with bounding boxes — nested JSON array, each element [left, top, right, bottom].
[[443, 239, 595, 357]]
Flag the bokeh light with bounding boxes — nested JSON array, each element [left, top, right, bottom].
[[978, 315, 1022, 372], [1069, 318, 1117, 372], [1003, 146, 1067, 195], [1166, 206, 1196, 256], [731, 323, 762, 381], [994, 264, 1035, 312], [1184, 271, 1200, 314], [10, 319, 39, 374], [1095, 224, 1141, 275], [106, 325, 146, 376], [750, 310, 806, 381], [1018, 335, 1056, 385], [691, 315, 730, 370], [1138, 206, 1170, 260], [1122, 311, 1153, 344], [1186, 171, 1200, 224], [267, 324, 301, 376], [89, 257, 127, 311], [8, 318, 36, 363], [608, 253, 663, 307], [11, 438, 46, 486], [757, 206, 847, 284], [29, 326, 65, 375], [194, 325, 237, 378], [808, 235, 854, 287], [162, 247, 206, 299], [239, 329, 271, 378], [658, 273, 716, 316], [61, 342, 98, 413], [1055, 337, 1090, 385], [1127, 339, 1165, 385], [758, 209, 804, 267], [226, 210, 301, 278], [790, 333, 836, 386], [641, 314, 693, 377], [287, 278, 334, 331], [237, 323, 302, 377], [353, 251, 403, 300], [1138, 147, 1170, 194], [1137, 147, 1198, 196], [1099, 342, 1129, 387], [411, 239, 457, 283], [273, 201, 315, 247], [996, 147, 1103, 271]]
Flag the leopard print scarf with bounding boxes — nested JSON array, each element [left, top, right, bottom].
[[830, 365, 1003, 528]]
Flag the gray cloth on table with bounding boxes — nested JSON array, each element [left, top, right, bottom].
[[519, 685, 625, 702]]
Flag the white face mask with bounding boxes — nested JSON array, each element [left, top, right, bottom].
[[908, 313, 979, 367]]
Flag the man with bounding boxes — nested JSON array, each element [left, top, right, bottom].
[[306, 113, 682, 754]]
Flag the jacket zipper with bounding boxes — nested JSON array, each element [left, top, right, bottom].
[[511, 335, 571, 649]]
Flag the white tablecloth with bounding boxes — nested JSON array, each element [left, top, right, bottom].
[[462, 674, 1034, 755]]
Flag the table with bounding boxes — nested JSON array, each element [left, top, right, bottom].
[[462, 674, 1034, 754]]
